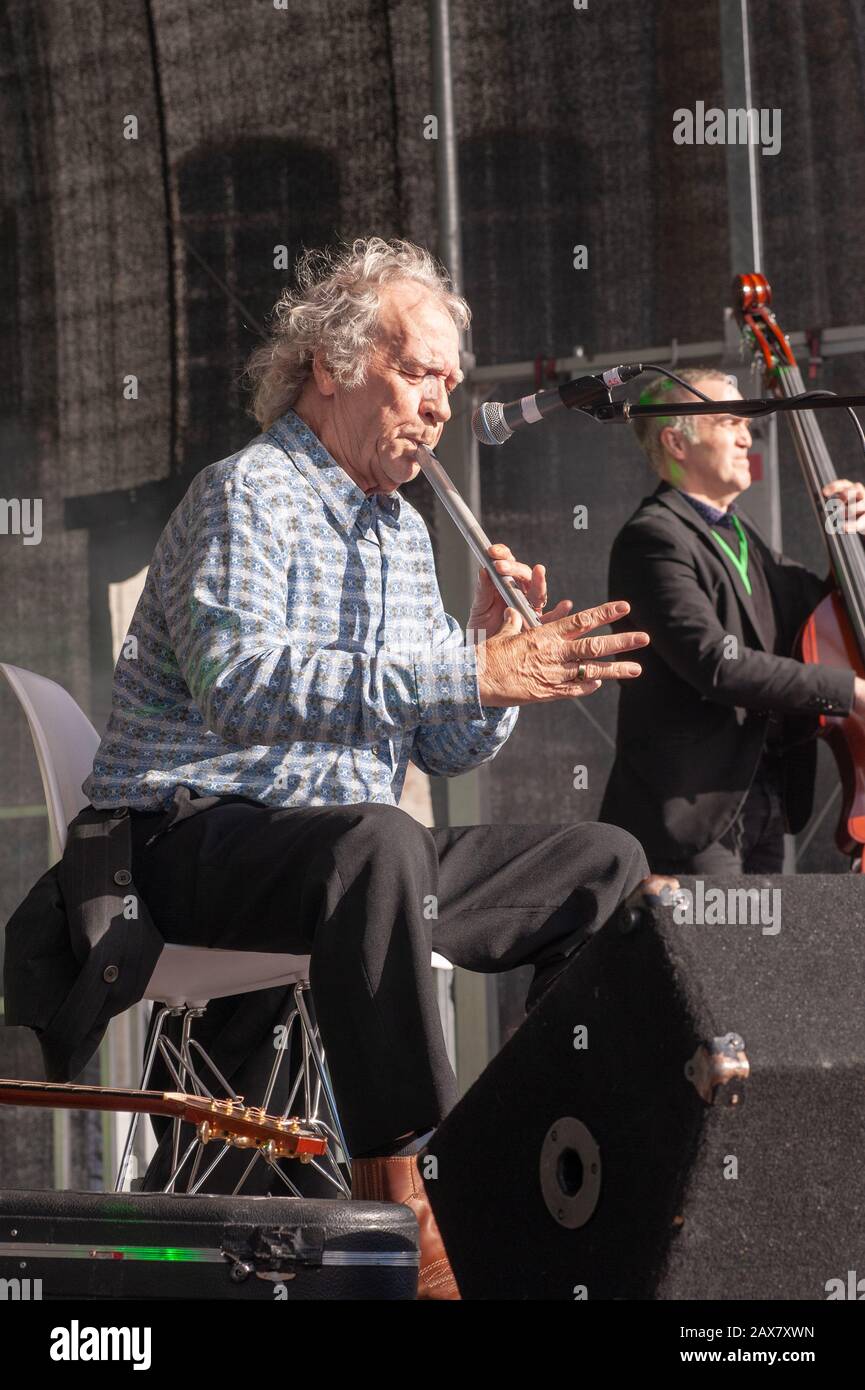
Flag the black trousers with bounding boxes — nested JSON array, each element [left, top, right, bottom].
[[128, 789, 647, 1164], [651, 759, 787, 876]]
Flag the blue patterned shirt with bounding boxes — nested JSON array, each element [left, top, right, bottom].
[[82, 409, 519, 811]]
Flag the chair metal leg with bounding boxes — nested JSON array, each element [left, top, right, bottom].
[[295, 984, 352, 1177], [163, 1135, 202, 1194], [120, 982, 352, 1198], [170, 1007, 205, 1177], [184, 982, 351, 1198], [114, 1004, 178, 1193], [247, 981, 352, 1195], [181, 1005, 304, 1196]]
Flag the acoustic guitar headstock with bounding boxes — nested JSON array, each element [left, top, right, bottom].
[[176, 1093, 328, 1162]]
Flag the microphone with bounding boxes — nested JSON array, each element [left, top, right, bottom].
[[472, 363, 645, 446]]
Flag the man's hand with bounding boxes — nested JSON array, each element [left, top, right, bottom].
[[467, 542, 573, 639], [618, 874, 684, 929], [476, 599, 649, 708], [822, 479, 865, 532]]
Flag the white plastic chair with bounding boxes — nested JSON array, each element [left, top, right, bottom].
[[1, 662, 453, 1198]]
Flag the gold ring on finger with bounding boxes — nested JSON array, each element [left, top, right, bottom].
[[577, 663, 588, 682]]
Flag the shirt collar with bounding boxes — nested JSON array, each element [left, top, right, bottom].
[[677, 489, 737, 529], [267, 408, 402, 530]]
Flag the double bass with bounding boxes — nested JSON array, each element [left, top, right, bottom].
[[734, 273, 865, 864]]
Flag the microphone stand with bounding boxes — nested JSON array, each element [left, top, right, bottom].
[[419, 392, 865, 634], [578, 393, 865, 423], [413, 390, 865, 766]]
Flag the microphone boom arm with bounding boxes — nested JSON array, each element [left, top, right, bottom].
[[583, 393, 865, 423]]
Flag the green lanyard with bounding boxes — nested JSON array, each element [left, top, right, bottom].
[[710, 514, 752, 595]]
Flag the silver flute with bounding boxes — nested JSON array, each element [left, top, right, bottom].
[[416, 443, 541, 631]]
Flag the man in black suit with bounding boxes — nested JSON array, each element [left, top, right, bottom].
[[600, 367, 865, 874]]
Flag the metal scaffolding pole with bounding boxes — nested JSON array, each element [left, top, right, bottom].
[[720, 0, 783, 553], [720, 0, 764, 276], [468, 324, 865, 387], [429, 0, 500, 1089]]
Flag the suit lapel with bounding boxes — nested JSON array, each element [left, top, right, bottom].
[[653, 483, 773, 652]]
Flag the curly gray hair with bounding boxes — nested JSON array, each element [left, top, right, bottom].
[[243, 236, 471, 430]]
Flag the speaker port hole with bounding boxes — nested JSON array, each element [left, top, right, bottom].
[[557, 1147, 584, 1197]]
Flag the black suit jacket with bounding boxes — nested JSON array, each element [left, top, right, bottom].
[[3, 806, 163, 1081], [599, 483, 855, 861], [3, 786, 275, 1082]]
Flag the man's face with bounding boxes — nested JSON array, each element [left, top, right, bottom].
[[662, 377, 753, 497], [320, 281, 463, 495]]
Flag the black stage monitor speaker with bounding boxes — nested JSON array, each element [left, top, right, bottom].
[[423, 874, 865, 1300]]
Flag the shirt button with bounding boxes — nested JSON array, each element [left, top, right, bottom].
[[103, 965, 119, 984], [113, 869, 132, 886], [372, 743, 381, 756]]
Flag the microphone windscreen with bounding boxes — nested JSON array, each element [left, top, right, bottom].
[[471, 401, 510, 446]]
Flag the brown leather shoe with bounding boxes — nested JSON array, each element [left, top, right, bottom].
[[351, 1153, 461, 1300]]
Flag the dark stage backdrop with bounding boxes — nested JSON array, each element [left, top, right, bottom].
[[2, 0, 865, 1185]]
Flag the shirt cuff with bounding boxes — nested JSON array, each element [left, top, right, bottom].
[[478, 699, 514, 723], [412, 640, 486, 724]]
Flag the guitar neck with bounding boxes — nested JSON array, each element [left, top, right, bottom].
[[0, 1078, 328, 1159], [0, 1078, 185, 1120]]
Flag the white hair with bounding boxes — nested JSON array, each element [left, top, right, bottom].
[[242, 236, 471, 430]]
